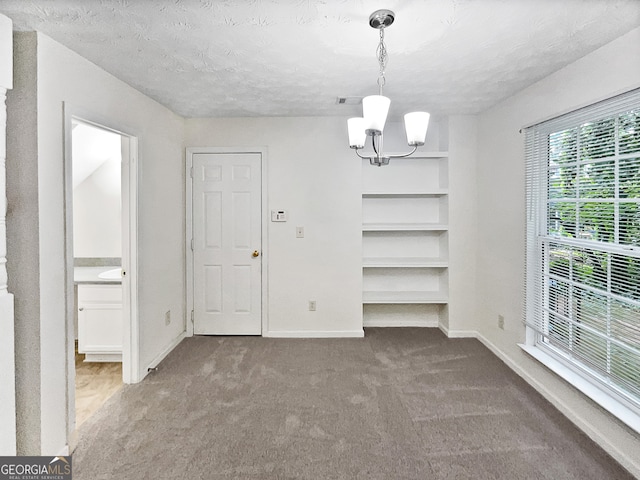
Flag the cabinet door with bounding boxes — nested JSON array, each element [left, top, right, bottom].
[[77, 285, 123, 359]]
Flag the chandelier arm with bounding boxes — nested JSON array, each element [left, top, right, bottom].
[[387, 145, 419, 159], [353, 148, 369, 160]]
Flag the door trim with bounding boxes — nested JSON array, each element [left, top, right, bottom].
[[185, 147, 269, 337], [63, 103, 140, 440]]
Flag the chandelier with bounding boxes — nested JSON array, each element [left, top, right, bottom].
[[347, 9, 430, 167]]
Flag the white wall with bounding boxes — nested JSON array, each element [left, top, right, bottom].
[[476, 27, 640, 476], [6, 32, 185, 455], [185, 117, 363, 336], [446, 115, 478, 335], [0, 12, 15, 456], [73, 156, 122, 258]]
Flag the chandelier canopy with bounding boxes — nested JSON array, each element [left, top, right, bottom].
[[347, 9, 430, 166]]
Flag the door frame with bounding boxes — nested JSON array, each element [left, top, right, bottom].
[[185, 147, 269, 337], [63, 104, 140, 436]]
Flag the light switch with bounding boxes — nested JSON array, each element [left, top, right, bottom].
[[296, 226, 304, 238]]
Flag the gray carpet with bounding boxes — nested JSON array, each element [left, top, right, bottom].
[[73, 328, 634, 479]]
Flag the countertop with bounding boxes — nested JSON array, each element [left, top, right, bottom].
[[74, 266, 122, 284]]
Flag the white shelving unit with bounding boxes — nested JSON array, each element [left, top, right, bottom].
[[362, 154, 449, 327], [362, 257, 448, 268], [362, 290, 449, 304], [362, 223, 448, 231]]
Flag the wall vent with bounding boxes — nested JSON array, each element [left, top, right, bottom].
[[336, 96, 362, 105]]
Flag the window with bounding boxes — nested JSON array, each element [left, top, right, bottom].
[[524, 89, 640, 419]]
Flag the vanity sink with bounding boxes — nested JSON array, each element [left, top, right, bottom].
[[98, 268, 122, 280]]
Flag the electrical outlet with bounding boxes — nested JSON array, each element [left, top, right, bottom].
[[165, 310, 171, 326], [296, 226, 304, 238], [308, 300, 316, 311], [498, 314, 504, 330]]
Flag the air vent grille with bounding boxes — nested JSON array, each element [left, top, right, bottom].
[[336, 96, 362, 105]]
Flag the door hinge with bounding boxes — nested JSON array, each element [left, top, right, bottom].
[[190, 238, 194, 251], [191, 309, 194, 324], [190, 166, 194, 178]]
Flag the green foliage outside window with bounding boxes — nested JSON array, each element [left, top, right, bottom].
[[546, 110, 640, 397]]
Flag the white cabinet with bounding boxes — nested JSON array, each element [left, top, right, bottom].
[[77, 284, 123, 362], [362, 154, 449, 327]]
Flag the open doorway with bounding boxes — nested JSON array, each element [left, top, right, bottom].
[[64, 111, 139, 437], [71, 120, 123, 427]]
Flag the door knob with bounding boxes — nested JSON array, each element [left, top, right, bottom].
[[252, 250, 260, 257]]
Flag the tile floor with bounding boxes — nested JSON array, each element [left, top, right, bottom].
[[75, 348, 122, 427]]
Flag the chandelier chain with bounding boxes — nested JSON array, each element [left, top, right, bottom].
[[376, 27, 387, 95]]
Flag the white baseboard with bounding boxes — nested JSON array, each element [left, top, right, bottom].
[[264, 329, 365, 338], [474, 332, 640, 479], [438, 323, 477, 338], [364, 319, 438, 328], [433, 328, 640, 476], [519, 343, 640, 434], [145, 332, 187, 372]]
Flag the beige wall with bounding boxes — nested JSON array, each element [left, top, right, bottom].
[[476, 27, 640, 476]]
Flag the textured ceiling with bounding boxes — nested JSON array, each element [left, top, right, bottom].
[[1, 0, 639, 118]]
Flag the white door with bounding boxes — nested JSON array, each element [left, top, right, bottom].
[[192, 153, 262, 335]]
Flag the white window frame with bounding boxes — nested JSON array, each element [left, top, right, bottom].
[[522, 88, 640, 434]]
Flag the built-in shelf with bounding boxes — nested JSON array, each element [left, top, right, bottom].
[[363, 291, 449, 304], [362, 190, 448, 198], [361, 150, 449, 325], [362, 257, 448, 268], [362, 223, 449, 232]]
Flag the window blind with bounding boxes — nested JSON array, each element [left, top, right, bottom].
[[524, 88, 640, 409]]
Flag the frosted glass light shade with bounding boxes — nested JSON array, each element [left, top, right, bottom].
[[347, 117, 366, 148], [404, 111, 430, 146], [362, 95, 390, 133]]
